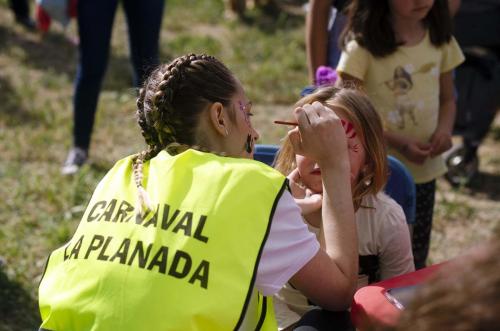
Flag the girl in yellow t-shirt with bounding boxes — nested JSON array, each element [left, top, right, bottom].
[[336, 0, 464, 269]]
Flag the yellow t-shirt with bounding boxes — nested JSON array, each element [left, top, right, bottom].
[[337, 32, 464, 183]]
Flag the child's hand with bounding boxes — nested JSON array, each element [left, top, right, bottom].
[[400, 138, 431, 165], [287, 168, 323, 215], [429, 129, 452, 157], [294, 192, 323, 216], [288, 168, 306, 198]]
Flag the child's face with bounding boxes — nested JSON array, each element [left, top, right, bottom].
[[295, 107, 367, 192], [295, 154, 323, 194], [389, 0, 434, 21]]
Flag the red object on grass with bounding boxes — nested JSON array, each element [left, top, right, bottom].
[[36, 5, 51, 32], [35, 0, 78, 32]]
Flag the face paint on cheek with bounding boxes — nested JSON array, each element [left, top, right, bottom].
[[342, 120, 357, 139], [341, 119, 360, 153], [350, 143, 360, 153]]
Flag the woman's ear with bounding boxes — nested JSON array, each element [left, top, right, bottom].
[[208, 102, 229, 137]]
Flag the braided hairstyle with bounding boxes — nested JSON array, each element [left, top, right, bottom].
[[133, 54, 238, 214]]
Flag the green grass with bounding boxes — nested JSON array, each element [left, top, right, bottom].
[[0, 1, 499, 330], [0, 2, 308, 329]]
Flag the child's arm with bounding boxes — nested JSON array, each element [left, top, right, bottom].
[[306, 0, 334, 83], [430, 71, 455, 157], [294, 194, 323, 216], [385, 131, 431, 165]]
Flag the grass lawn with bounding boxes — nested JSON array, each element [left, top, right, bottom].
[[0, 1, 499, 330]]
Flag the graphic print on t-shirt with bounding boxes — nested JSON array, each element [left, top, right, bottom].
[[383, 62, 436, 129]]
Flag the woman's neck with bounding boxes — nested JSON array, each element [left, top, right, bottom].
[[392, 17, 426, 46]]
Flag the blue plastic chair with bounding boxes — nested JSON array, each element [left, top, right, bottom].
[[385, 156, 416, 224], [254, 144, 281, 167], [253, 144, 416, 224]]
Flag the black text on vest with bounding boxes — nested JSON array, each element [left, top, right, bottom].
[[63, 234, 210, 289], [86, 199, 209, 243]]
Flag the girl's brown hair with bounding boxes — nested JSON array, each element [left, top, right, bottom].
[[339, 0, 452, 58], [274, 86, 388, 211], [133, 53, 238, 213]]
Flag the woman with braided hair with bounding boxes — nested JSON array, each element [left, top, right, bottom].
[[38, 54, 358, 331]]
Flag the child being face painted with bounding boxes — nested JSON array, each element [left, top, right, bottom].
[[295, 108, 367, 195], [275, 86, 388, 212], [273, 87, 416, 331]]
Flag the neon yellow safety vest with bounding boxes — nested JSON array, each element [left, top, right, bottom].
[[39, 150, 287, 331]]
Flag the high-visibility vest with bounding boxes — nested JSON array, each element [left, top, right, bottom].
[[39, 150, 287, 331]]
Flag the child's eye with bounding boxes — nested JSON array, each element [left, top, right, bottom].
[[248, 112, 254, 117]]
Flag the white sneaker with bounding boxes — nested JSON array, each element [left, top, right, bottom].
[[61, 147, 88, 175]]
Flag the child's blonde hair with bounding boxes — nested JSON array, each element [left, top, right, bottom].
[[274, 86, 388, 210]]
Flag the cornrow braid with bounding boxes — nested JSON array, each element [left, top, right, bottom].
[[136, 88, 158, 148], [132, 53, 238, 215]]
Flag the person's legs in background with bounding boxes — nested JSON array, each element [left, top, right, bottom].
[[122, 0, 165, 88], [8, 0, 35, 30], [463, 107, 498, 164], [446, 6, 500, 184], [326, 9, 347, 68], [228, 0, 246, 18], [412, 180, 436, 269], [62, 0, 119, 175]]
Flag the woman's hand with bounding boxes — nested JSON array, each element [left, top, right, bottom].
[[288, 101, 349, 170]]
